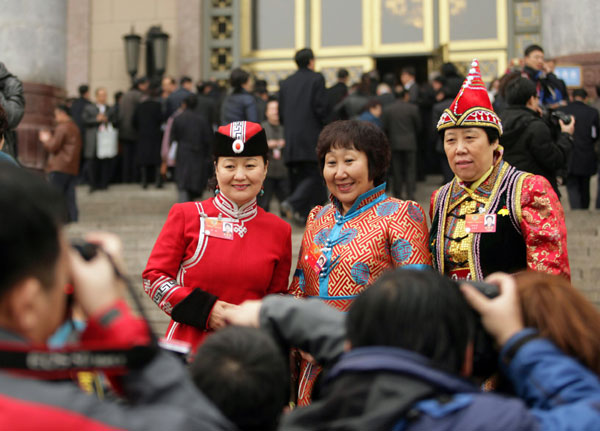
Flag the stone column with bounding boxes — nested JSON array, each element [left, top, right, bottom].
[[0, 0, 68, 169], [176, 0, 203, 80]]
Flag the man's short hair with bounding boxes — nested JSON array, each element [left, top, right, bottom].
[[134, 76, 149, 89], [78, 84, 89, 97], [230, 68, 251, 90], [346, 269, 477, 374], [505, 77, 538, 106], [183, 94, 198, 110], [55, 104, 71, 116], [401, 66, 416, 77], [190, 326, 289, 431], [337, 68, 349, 80], [524, 44, 544, 57], [180, 76, 192, 86], [294, 48, 314, 69], [0, 164, 65, 297], [572, 88, 588, 100]]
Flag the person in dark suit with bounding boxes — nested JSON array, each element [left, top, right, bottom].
[[558, 88, 599, 209], [133, 85, 164, 189], [325, 68, 349, 123], [171, 94, 214, 202], [165, 76, 194, 118], [382, 90, 421, 201], [195, 81, 218, 129], [279, 48, 329, 222], [82, 88, 116, 191], [400, 66, 419, 104]]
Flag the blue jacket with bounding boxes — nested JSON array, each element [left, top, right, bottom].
[[258, 297, 600, 431], [220, 90, 258, 125]]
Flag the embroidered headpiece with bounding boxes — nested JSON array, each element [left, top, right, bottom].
[[214, 121, 268, 157], [436, 59, 502, 135]]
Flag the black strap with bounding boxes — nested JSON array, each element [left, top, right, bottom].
[[502, 332, 539, 367], [0, 343, 157, 379]]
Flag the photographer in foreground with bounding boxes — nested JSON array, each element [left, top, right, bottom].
[[0, 164, 233, 430], [225, 269, 600, 430]]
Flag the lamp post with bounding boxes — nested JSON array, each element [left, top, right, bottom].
[[123, 28, 141, 84], [145, 26, 170, 82]]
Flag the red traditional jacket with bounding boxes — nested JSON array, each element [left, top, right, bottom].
[[143, 193, 292, 350], [429, 157, 570, 280]]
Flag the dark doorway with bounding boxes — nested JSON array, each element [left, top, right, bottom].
[[376, 56, 430, 88]]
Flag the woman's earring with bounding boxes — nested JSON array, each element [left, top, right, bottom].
[[215, 185, 220, 195], [259, 187, 265, 197]]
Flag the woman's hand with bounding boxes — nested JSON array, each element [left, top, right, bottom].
[[208, 300, 239, 330], [221, 300, 262, 328], [460, 272, 524, 347]]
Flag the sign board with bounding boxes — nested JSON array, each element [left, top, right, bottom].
[[554, 66, 582, 87]]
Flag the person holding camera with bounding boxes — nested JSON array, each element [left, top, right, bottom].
[[500, 76, 574, 196], [224, 269, 600, 430], [430, 61, 570, 282], [0, 164, 234, 430]]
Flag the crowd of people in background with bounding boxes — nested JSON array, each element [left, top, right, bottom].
[[1, 41, 596, 221]]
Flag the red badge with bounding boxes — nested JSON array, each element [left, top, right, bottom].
[[204, 218, 234, 240], [465, 214, 496, 233]]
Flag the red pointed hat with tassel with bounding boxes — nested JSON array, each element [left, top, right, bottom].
[[436, 59, 502, 135]]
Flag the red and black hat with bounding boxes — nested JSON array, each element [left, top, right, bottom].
[[437, 59, 503, 135], [214, 121, 268, 157]]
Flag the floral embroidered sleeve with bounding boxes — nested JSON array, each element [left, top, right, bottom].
[[389, 201, 432, 267], [519, 175, 570, 279]]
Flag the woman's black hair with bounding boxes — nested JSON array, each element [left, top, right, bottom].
[[316, 120, 391, 187], [347, 269, 477, 375]]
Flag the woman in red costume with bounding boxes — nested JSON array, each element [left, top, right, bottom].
[[430, 60, 570, 281], [143, 121, 292, 352]]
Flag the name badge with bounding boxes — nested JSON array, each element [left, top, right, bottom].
[[465, 213, 496, 233], [304, 242, 327, 274], [204, 218, 234, 240]]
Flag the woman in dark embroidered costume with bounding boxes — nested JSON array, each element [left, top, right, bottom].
[[143, 121, 292, 352], [289, 120, 431, 405], [430, 59, 570, 281]]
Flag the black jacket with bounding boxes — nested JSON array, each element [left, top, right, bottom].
[[171, 109, 213, 193], [133, 98, 163, 165], [500, 106, 571, 193], [279, 68, 329, 163], [325, 82, 348, 123], [220, 89, 258, 125], [558, 101, 599, 176], [0, 62, 25, 158], [382, 100, 421, 151]]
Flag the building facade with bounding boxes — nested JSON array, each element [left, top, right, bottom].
[[2, 0, 599, 168]]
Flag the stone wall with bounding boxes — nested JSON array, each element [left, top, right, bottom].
[[541, 0, 600, 58], [86, 0, 178, 101]]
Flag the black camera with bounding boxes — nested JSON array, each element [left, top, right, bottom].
[[71, 240, 99, 261], [451, 279, 500, 381], [551, 110, 572, 125]]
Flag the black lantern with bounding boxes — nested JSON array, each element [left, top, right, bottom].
[[145, 26, 170, 81], [123, 28, 141, 82]]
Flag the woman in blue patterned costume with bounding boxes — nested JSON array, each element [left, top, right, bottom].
[[289, 120, 431, 405]]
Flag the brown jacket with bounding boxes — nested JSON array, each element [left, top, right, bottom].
[[43, 119, 82, 175]]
